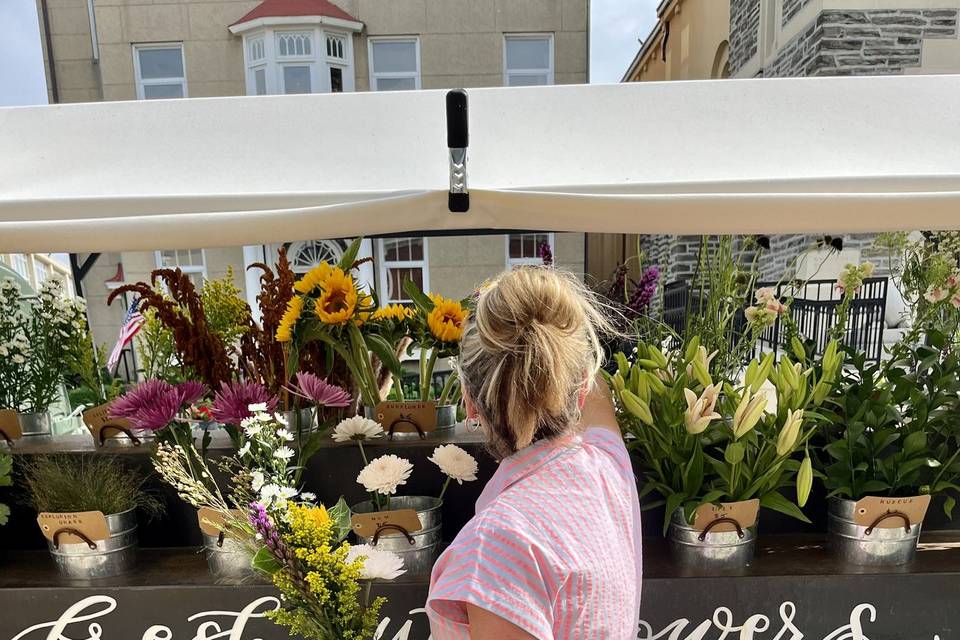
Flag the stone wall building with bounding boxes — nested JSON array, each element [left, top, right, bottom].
[[589, 0, 960, 286], [34, 0, 589, 373]]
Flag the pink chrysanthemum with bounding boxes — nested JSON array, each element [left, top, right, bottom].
[[291, 372, 352, 408], [109, 379, 185, 431], [211, 380, 279, 426]]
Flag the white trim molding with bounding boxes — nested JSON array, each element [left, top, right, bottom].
[[230, 15, 362, 35], [133, 43, 188, 100], [503, 33, 555, 87], [378, 236, 429, 304]]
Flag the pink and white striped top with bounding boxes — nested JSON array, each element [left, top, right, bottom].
[[427, 427, 643, 639]]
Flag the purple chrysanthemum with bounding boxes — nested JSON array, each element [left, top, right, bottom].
[[290, 372, 352, 408], [176, 381, 207, 407], [109, 379, 184, 431], [211, 381, 279, 426]]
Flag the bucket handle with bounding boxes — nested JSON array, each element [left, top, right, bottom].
[[371, 524, 416, 546], [698, 517, 745, 541], [0, 428, 13, 447], [387, 414, 426, 440], [98, 424, 142, 447], [865, 510, 912, 535], [53, 528, 98, 550]]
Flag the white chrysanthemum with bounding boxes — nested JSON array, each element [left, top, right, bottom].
[[274, 446, 295, 461], [346, 544, 405, 580], [276, 428, 295, 442], [300, 492, 317, 502], [428, 444, 478, 484], [332, 416, 384, 443], [238, 442, 251, 457], [244, 423, 263, 437], [248, 402, 267, 413], [357, 455, 413, 495], [251, 470, 265, 491]]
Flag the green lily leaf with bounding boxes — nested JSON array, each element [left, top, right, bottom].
[[251, 546, 283, 575], [760, 491, 811, 523]]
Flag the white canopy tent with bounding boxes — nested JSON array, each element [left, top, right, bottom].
[[1, 74, 959, 253]]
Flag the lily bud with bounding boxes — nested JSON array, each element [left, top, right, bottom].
[[797, 454, 813, 508], [649, 345, 669, 369], [621, 389, 654, 426], [632, 368, 650, 402], [683, 384, 721, 435], [732, 389, 767, 439], [644, 370, 667, 396], [751, 352, 776, 393], [611, 372, 625, 393], [776, 409, 804, 456]]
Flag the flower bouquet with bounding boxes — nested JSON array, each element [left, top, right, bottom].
[[108, 378, 207, 450], [336, 418, 478, 572], [817, 258, 960, 565], [610, 330, 843, 567], [152, 404, 404, 636]]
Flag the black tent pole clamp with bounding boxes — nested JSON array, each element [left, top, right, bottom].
[[446, 89, 469, 213]]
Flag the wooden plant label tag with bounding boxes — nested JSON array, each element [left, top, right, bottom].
[[692, 498, 760, 533], [82, 402, 134, 443], [37, 511, 110, 545], [197, 507, 246, 539], [0, 409, 23, 440], [351, 508, 423, 539], [373, 401, 437, 434], [853, 495, 931, 529]]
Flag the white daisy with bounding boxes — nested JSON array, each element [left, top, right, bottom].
[[276, 428, 295, 442], [428, 444, 479, 484], [356, 455, 413, 495], [244, 423, 263, 438], [300, 492, 317, 502], [274, 446, 295, 461], [248, 402, 268, 413], [332, 416, 384, 443], [346, 544, 405, 580]]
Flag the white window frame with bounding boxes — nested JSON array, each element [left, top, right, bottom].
[[368, 36, 421, 91], [503, 33, 555, 87], [133, 43, 188, 100], [378, 237, 429, 304], [10, 253, 29, 279], [505, 232, 555, 268], [242, 28, 354, 95], [155, 249, 208, 284]]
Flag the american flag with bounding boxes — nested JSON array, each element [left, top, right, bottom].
[[108, 298, 144, 372]]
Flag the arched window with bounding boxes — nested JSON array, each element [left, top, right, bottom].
[[712, 40, 730, 79], [286, 240, 348, 273]]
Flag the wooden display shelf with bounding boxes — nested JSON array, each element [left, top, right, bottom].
[[2, 533, 959, 639]]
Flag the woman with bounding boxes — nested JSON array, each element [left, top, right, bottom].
[[427, 266, 643, 640]]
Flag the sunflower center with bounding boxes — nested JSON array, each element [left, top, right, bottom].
[[323, 288, 349, 314]]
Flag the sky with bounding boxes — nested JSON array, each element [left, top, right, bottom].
[[0, 0, 658, 106]]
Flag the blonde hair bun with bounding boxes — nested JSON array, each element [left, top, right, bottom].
[[459, 266, 610, 458]]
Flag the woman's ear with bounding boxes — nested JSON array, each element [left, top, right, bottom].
[[463, 391, 479, 420]]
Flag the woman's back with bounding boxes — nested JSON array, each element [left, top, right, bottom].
[[428, 427, 642, 639]]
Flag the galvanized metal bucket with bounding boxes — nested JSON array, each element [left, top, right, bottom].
[[827, 497, 922, 566], [18, 412, 52, 441], [46, 508, 138, 579], [202, 532, 262, 584], [363, 404, 457, 438], [100, 427, 155, 448], [283, 408, 316, 437], [668, 508, 757, 569], [352, 496, 442, 575]]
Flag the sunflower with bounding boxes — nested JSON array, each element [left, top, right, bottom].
[[275, 295, 305, 342], [314, 268, 358, 325], [354, 292, 374, 326], [427, 295, 468, 343], [372, 304, 415, 323], [294, 262, 333, 295]]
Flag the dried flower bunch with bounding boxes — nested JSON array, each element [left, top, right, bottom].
[[109, 269, 237, 390]]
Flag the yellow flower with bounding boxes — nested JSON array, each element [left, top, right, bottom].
[[294, 262, 333, 295], [427, 295, 467, 343], [275, 295, 304, 343], [372, 304, 414, 323], [314, 268, 358, 325]]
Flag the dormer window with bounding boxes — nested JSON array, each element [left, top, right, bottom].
[[229, 0, 362, 95]]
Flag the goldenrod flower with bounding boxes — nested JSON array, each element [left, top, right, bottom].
[[372, 304, 414, 323], [427, 295, 467, 343], [294, 262, 333, 295], [314, 268, 358, 325], [275, 295, 304, 343]]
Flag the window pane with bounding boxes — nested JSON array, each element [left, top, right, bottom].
[[143, 83, 184, 99], [387, 267, 422, 301], [189, 249, 203, 266], [283, 66, 312, 94], [254, 68, 266, 95], [408, 238, 424, 261], [507, 73, 548, 87], [371, 41, 417, 74], [138, 48, 184, 79], [506, 38, 550, 70], [330, 67, 343, 93], [376, 77, 416, 91], [509, 235, 522, 258]]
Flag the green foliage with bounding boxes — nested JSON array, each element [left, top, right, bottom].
[[819, 334, 960, 517], [137, 306, 186, 383], [19, 455, 164, 517], [198, 266, 251, 349]]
